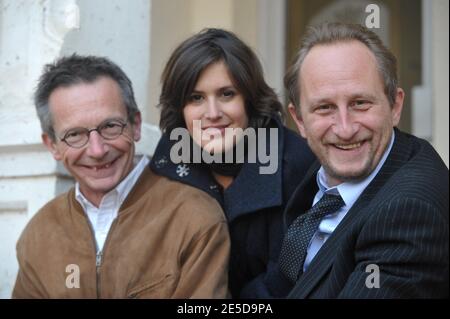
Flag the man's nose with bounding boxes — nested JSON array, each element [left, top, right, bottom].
[[85, 131, 108, 158], [332, 108, 360, 140]]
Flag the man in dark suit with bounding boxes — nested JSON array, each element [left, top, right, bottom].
[[280, 22, 449, 298]]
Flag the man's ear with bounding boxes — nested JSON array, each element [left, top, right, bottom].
[[131, 112, 142, 142], [42, 133, 63, 161], [288, 103, 307, 138], [392, 88, 404, 127]]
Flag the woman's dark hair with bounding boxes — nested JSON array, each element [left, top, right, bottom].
[[158, 28, 283, 133]]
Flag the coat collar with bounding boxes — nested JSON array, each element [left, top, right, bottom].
[[287, 128, 413, 298], [150, 118, 285, 223]]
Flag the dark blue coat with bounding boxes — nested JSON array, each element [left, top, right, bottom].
[[150, 119, 315, 297]]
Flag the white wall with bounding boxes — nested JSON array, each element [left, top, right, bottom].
[[60, 0, 152, 123], [413, 0, 449, 167], [431, 0, 449, 167]]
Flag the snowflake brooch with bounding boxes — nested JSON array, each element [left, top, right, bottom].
[[176, 164, 190, 177]]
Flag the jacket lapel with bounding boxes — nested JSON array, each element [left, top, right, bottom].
[[288, 129, 413, 298], [283, 161, 320, 230]]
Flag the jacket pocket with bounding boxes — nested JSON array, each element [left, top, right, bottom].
[[127, 273, 177, 299]]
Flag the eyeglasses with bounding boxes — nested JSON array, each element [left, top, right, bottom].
[[60, 119, 128, 148]]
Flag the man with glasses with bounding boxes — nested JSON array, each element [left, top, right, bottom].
[[12, 54, 230, 298]]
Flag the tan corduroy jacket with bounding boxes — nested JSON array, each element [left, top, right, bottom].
[[12, 167, 230, 298]]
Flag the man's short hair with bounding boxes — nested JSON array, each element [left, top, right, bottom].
[[35, 54, 139, 140], [284, 22, 398, 113]]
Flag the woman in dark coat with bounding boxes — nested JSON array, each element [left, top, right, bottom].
[[150, 28, 315, 298]]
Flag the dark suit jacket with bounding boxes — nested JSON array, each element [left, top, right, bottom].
[[285, 129, 449, 298]]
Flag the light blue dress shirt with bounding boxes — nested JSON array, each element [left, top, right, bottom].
[[303, 131, 396, 272]]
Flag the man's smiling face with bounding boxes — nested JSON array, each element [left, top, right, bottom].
[[43, 76, 141, 205], [289, 40, 404, 186]]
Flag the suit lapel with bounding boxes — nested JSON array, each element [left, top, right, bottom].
[[283, 161, 320, 230], [288, 130, 413, 298]]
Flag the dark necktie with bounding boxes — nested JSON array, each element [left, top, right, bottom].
[[279, 193, 345, 283]]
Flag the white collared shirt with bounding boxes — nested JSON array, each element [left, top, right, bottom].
[[303, 131, 396, 272], [75, 155, 150, 252]]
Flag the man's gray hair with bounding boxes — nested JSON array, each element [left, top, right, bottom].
[[34, 54, 139, 140], [284, 22, 398, 113]]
